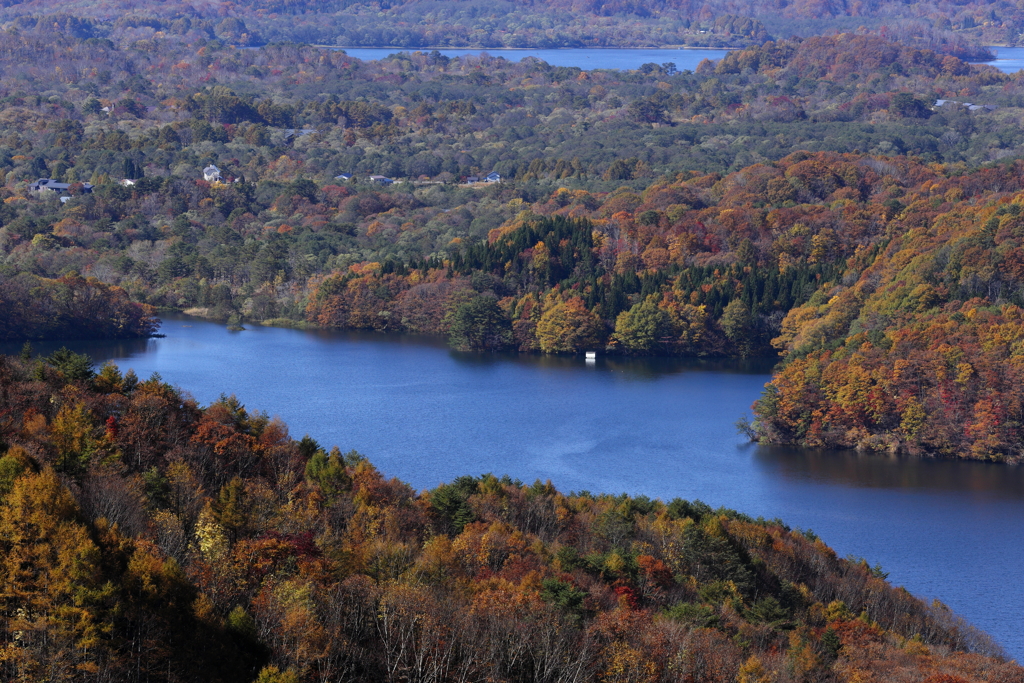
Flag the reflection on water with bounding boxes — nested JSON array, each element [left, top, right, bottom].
[[0, 336, 157, 365], [207, 313, 780, 380], [448, 348, 778, 379], [755, 445, 1024, 499], [304, 325, 451, 350]]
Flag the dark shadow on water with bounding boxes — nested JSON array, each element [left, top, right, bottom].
[[158, 311, 781, 379], [0, 337, 156, 364], [296, 321, 779, 378], [753, 444, 1024, 498], [305, 326, 453, 350], [447, 350, 779, 379], [2, 311, 779, 381], [145, 312, 456, 350]]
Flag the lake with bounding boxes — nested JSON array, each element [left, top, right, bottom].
[[9, 315, 1024, 660], [979, 46, 1024, 73], [338, 45, 1024, 74], [336, 47, 734, 71]]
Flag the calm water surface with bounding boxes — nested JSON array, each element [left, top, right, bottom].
[[979, 46, 1024, 73], [337, 47, 733, 71], [12, 315, 1024, 660]]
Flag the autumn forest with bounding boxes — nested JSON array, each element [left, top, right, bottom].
[[0, 349, 1019, 683], [0, 24, 1023, 458], [1, 0, 1024, 676]]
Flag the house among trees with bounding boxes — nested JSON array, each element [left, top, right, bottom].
[[29, 178, 93, 194], [368, 175, 394, 185], [203, 165, 222, 182], [934, 99, 996, 112], [465, 173, 500, 184], [335, 173, 353, 181]]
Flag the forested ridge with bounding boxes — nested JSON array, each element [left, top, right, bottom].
[[5, 26, 1024, 454], [0, 348, 1018, 682], [0, 0, 1014, 54], [0, 28, 1020, 342], [752, 183, 1024, 460]]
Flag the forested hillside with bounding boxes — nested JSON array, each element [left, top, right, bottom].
[[752, 181, 1024, 460], [0, 349, 1017, 682], [0, 0, 1012, 54], [0, 272, 158, 341], [0, 28, 1022, 348], [4, 27, 1024, 457]]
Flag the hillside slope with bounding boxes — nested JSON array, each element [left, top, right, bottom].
[[752, 184, 1024, 460], [0, 0, 1005, 54]]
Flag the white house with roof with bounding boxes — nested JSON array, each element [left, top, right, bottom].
[[368, 175, 394, 185], [203, 165, 222, 182], [484, 172, 501, 183]]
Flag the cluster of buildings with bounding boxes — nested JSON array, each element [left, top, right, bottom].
[[30, 164, 502, 204], [934, 99, 997, 112]]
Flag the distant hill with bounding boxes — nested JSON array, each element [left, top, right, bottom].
[[0, 0, 1008, 55]]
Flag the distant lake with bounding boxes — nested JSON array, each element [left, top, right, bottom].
[[336, 45, 1024, 74], [973, 46, 1024, 72], [335, 47, 734, 71], [9, 314, 1024, 660]]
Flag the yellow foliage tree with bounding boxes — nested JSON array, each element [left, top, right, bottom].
[[536, 296, 604, 353], [0, 469, 110, 681]]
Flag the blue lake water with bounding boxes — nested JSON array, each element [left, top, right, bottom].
[[10, 315, 1024, 660], [337, 47, 734, 71], [980, 46, 1024, 73]]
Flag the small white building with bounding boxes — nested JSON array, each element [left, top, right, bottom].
[[484, 172, 501, 183], [368, 175, 394, 185], [203, 165, 222, 182]]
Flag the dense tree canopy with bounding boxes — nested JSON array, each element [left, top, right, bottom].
[[0, 0, 1013, 55], [2, 24, 1024, 457]]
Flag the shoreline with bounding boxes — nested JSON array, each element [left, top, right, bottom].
[[313, 44, 744, 51]]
